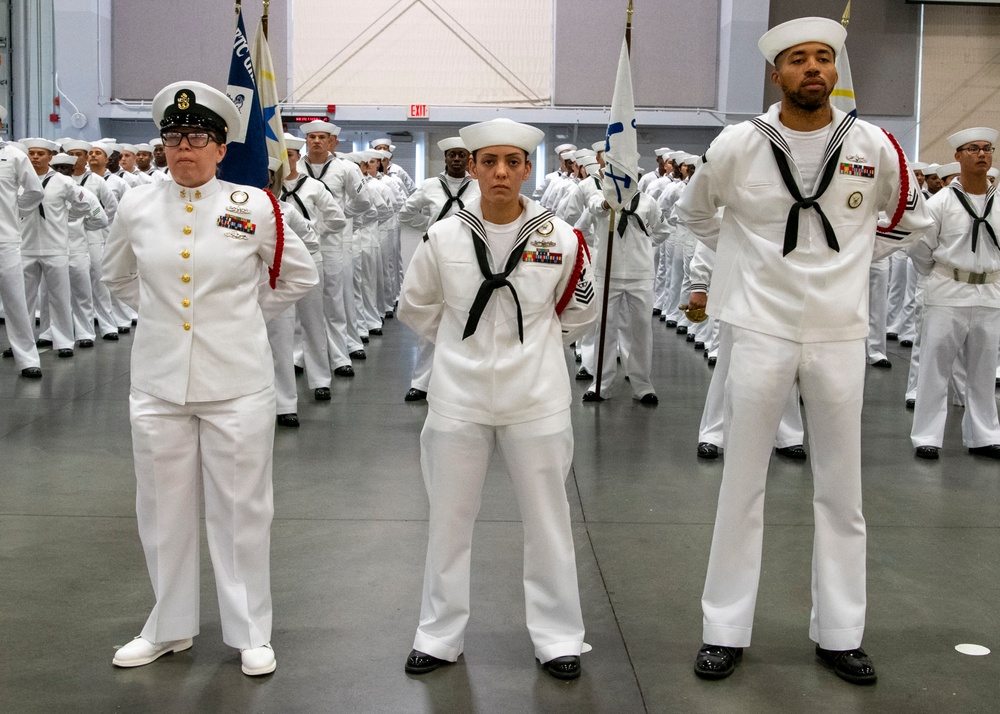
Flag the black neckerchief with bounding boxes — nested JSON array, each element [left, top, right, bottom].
[[949, 181, 998, 253], [305, 160, 336, 197], [38, 176, 51, 219], [280, 176, 311, 221], [434, 175, 471, 224], [456, 207, 555, 343], [751, 112, 856, 257], [616, 191, 648, 237]]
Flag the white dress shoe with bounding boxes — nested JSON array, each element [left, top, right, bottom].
[[241, 643, 276, 676], [113, 636, 193, 667]]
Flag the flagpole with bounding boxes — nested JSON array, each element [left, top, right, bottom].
[[594, 0, 633, 400], [262, 0, 270, 40], [841, 0, 851, 28]]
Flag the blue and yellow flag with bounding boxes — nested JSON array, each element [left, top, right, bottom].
[[219, 7, 269, 188]]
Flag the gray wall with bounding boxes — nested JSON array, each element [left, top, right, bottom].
[[553, 0, 720, 108], [111, 0, 288, 101], [764, 0, 920, 117]]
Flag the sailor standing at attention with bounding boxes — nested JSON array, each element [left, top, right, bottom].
[[677, 17, 932, 684], [104, 81, 317, 677], [399, 118, 596, 681]]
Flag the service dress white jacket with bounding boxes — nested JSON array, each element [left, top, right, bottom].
[[102, 178, 318, 405]]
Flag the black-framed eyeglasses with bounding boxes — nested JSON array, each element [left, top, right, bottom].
[[161, 131, 213, 148], [959, 145, 995, 155]]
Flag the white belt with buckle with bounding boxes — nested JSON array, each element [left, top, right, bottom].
[[933, 264, 1000, 285]]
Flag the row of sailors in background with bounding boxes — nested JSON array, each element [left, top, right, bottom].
[[527, 136, 1000, 464], [0, 119, 424, 431]]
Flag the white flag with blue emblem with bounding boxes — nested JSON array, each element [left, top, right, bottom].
[[252, 21, 288, 191], [831, 44, 857, 116], [602, 36, 640, 212]]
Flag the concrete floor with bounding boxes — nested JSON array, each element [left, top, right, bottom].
[[2, 315, 999, 713]]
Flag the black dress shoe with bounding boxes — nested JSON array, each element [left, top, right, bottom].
[[686, 333, 696, 343], [349, 349, 367, 360], [969, 445, 1000, 459], [694, 644, 742, 680], [384, 311, 395, 319], [20, 367, 42, 379], [652, 308, 662, 316], [905, 398, 915, 409], [294, 365, 304, 375], [915, 446, 939, 460], [2, 347, 12, 358], [57, 348, 74, 358], [871, 359, 892, 369], [361, 336, 370, 344], [36, 339, 52, 347], [575, 352, 582, 363], [333, 365, 355, 377], [314, 387, 331, 401], [117, 326, 130, 334], [540, 655, 581, 680], [695, 341, 705, 350], [815, 646, 877, 685], [78, 339, 94, 348], [698, 442, 720, 459], [775, 445, 807, 460], [665, 320, 677, 328], [659, 315, 666, 322], [575, 367, 591, 381], [582, 391, 604, 403], [900, 339, 913, 348], [102, 332, 119, 341], [676, 325, 688, 335], [405, 649, 449, 675], [131, 318, 138, 326], [276, 413, 299, 428], [405, 388, 427, 402], [886, 332, 898, 341], [370, 328, 383, 336], [638, 393, 659, 406], [707, 356, 717, 367]]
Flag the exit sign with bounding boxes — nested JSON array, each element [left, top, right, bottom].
[[408, 104, 428, 119]]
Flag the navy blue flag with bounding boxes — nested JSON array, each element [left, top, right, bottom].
[[218, 8, 269, 189]]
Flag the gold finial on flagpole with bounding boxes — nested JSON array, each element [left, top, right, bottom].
[[842, 0, 851, 28], [262, 0, 270, 40], [626, 0, 634, 54], [235, 0, 241, 18]]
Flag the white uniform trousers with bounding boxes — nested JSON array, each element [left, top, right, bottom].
[[702, 327, 866, 651], [664, 239, 686, 324], [297, 257, 331, 389], [0, 243, 41, 369], [911, 305, 1000, 448], [22, 255, 74, 350], [414, 408, 585, 663], [887, 253, 917, 340], [39, 252, 95, 342], [88, 243, 119, 337], [866, 259, 890, 363], [266, 306, 298, 415], [130, 385, 275, 650], [698, 322, 804, 448], [342, 247, 364, 353], [320, 249, 353, 369], [587, 279, 655, 398], [380, 222, 400, 314], [353, 243, 382, 334], [653, 241, 670, 312], [410, 337, 435, 392]]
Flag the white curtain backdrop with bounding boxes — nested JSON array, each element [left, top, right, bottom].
[[290, 0, 552, 106]]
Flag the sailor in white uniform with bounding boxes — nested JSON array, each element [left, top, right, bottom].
[[678, 18, 932, 684], [0, 104, 45, 377], [399, 118, 596, 681], [105, 81, 317, 677], [910, 127, 1000, 460]]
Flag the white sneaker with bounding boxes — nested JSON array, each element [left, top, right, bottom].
[[113, 636, 193, 667], [241, 643, 276, 676]]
